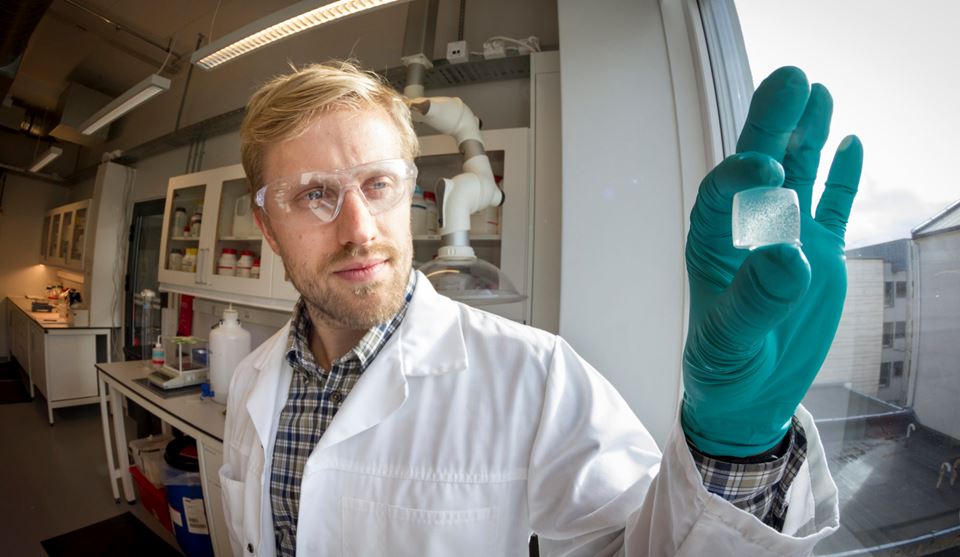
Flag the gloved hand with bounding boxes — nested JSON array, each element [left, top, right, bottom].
[[681, 66, 863, 458]]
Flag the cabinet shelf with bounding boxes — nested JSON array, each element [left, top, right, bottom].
[[170, 236, 200, 241], [218, 235, 263, 241]]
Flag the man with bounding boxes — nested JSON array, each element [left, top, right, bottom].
[[220, 60, 861, 556]]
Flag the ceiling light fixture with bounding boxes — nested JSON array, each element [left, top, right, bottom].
[[79, 74, 171, 135], [29, 146, 63, 172], [191, 0, 410, 70]]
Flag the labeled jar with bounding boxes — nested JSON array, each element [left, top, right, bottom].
[[172, 208, 187, 236], [218, 248, 238, 276], [251, 258, 261, 279], [188, 207, 203, 237], [182, 248, 198, 272], [411, 188, 428, 236], [423, 191, 438, 235], [237, 250, 254, 278], [168, 249, 183, 271]]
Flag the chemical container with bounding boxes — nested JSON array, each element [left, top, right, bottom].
[[209, 306, 251, 405], [164, 436, 214, 557]]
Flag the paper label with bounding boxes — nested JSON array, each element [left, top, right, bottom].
[[183, 497, 209, 535], [169, 505, 183, 527]]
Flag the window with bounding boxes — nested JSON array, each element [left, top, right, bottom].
[[879, 362, 892, 388], [882, 322, 893, 347], [725, 1, 960, 554], [896, 281, 907, 298], [884, 281, 894, 307]]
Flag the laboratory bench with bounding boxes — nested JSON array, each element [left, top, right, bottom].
[[96, 359, 231, 557], [6, 296, 114, 424]]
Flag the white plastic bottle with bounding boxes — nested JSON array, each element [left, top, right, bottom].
[[208, 306, 251, 404]]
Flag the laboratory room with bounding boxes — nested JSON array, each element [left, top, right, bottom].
[[2, 0, 958, 555]]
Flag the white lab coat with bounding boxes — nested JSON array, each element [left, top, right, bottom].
[[219, 271, 839, 556]]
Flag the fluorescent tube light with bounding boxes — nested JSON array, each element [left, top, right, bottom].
[[29, 146, 63, 172], [79, 74, 171, 135], [191, 0, 410, 70]]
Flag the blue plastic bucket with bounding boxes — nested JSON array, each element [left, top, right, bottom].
[[165, 437, 214, 557]]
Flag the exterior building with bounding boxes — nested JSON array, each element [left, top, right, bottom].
[[846, 239, 914, 405], [814, 258, 884, 397], [910, 200, 960, 441]]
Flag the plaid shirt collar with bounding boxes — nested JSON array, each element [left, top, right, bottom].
[[285, 269, 417, 377]]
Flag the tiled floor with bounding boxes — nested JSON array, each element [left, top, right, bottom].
[[0, 376, 181, 556]]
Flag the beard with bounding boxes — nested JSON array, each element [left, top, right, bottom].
[[282, 238, 413, 331]]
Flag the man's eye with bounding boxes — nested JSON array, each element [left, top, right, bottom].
[[300, 186, 336, 203], [362, 177, 395, 198]]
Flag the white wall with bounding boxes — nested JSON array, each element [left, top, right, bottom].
[[912, 230, 960, 440], [0, 175, 70, 359], [557, 0, 715, 445], [815, 259, 884, 394]]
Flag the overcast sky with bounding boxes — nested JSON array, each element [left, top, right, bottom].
[[735, 0, 959, 248]]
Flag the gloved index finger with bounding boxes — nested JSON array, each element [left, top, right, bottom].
[[736, 66, 811, 162]]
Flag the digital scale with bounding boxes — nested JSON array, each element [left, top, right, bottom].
[[147, 336, 209, 390], [147, 363, 208, 390]]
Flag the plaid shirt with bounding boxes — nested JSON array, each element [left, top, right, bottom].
[[270, 271, 416, 557], [688, 416, 808, 529]]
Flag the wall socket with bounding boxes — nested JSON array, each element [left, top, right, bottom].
[[446, 40, 469, 64]]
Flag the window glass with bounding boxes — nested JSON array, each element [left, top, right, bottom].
[[728, 1, 960, 554], [895, 280, 907, 298]]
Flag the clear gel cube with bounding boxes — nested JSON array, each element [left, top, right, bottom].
[[732, 187, 801, 250]]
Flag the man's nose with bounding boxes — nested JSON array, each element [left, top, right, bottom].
[[336, 189, 378, 246]]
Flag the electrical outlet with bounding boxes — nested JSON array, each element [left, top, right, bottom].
[[483, 40, 506, 60], [446, 40, 469, 64]]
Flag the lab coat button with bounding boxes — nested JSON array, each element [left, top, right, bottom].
[[247, 543, 254, 553]]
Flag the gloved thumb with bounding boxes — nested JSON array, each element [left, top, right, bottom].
[[692, 244, 811, 365]]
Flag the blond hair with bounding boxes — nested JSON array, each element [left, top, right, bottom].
[[240, 60, 419, 191]]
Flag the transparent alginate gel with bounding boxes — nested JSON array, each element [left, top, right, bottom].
[[732, 187, 801, 250]]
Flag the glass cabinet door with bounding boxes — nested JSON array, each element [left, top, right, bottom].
[[67, 207, 87, 267], [161, 183, 206, 280], [40, 215, 51, 261], [203, 175, 272, 297], [48, 213, 61, 260], [58, 211, 73, 261]]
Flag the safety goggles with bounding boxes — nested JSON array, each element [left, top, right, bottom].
[[254, 158, 417, 226]]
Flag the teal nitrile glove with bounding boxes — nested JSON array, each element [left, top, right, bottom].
[[681, 66, 864, 458]]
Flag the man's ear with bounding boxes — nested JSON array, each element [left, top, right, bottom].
[[255, 208, 283, 256]]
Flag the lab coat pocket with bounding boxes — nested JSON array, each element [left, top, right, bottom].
[[219, 466, 249, 554], [340, 497, 497, 557]]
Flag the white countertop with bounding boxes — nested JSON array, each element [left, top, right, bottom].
[[96, 360, 226, 442], [7, 296, 105, 330]]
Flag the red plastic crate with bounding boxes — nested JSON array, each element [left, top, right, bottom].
[[130, 465, 173, 533]]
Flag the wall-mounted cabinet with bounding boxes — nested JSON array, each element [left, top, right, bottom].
[[158, 164, 298, 309], [40, 199, 90, 271]]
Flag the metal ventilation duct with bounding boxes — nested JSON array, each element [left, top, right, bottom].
[[0, 0, 54, 102]]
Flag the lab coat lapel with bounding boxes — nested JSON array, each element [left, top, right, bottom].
[[314, 271, 468, 452], [245, 324, 294, 452]]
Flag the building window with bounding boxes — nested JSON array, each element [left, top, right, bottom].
[[882, 322, 893, 347], [895, 321, 906, 339], [893, 361, 904, 377], [879, 362, 892, 387], [884, 281, 894, 306], [896, 281, 907, 298]]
